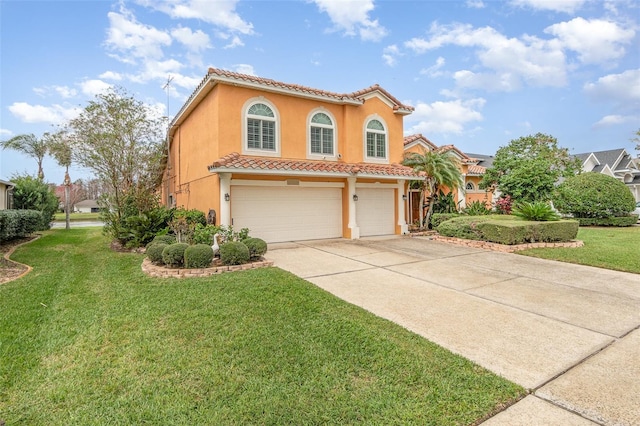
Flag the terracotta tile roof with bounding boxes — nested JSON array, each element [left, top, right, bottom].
[[467, 164, 486, 175], [207, 67, 414, 112], [403, 134, 438, 149], [209, 152, 419, 178]]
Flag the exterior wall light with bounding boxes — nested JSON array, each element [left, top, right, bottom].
[[224, 193, 230, 201], [353, 194, 358, 201], [402, 194, 408, 201]]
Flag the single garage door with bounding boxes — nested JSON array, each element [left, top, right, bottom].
[[356, 188, 395, 237], [232, 186, 342, 243]]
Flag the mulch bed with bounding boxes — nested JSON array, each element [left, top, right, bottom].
[[0, 236, 37, 285]]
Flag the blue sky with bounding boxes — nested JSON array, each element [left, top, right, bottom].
[[1, 0, 639, 184]]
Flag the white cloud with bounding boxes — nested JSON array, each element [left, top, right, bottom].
[[136, 0, 253, 35], [405, 97, 485, 135], [99, 71, 124, 81], [232, 64, 256, 76], [105, 6, 172, 63], [509, 0, 586, 14], [382, 44, 400, 66], [420, 56, 446, 77], [8, 102, 79, 124], [466, 0, 485, 8], [593, 114, 637, 127], [545, 18, 635, 64], [405, 23, 567, 91], [0, 128, 12, 137], [32, 85, 77, 99], [80, 80, 113, 97], [312, 0, 388, 42], [224, 35, 244, 49], [171, 26, 211, 52], [583, 69, 640, 105]]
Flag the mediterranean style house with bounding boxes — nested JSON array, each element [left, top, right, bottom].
[[161, 68, 418, 242], [403, 134, 495, 224], [574, 148, 640, 202]]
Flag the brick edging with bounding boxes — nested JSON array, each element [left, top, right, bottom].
[[141, 257, 274, 278], [421, 235, 584, 253]]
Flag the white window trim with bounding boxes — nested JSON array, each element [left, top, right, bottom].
[[241, 97, 281, 157], [363, 115, 389, 164], [307, 108, 338, 161]]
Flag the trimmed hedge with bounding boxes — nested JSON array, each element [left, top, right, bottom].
[[436, 215, 579, 245], [430, 213, 460, 229], [146, 243, 168, 264], [219, 241, 250, 266], [184, 244, 214, 268], [162, 243, 189, 268], [576, 215, 638, 227], [243, 238, 268, 260], [0, 210, 43, 243], [149, 234, 177, 246]]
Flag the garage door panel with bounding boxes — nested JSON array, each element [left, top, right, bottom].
[[356, 188, 395, 237], [232, 186, 342, 243]]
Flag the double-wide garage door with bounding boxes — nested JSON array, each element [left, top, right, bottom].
[[232, 186, 342, 243]]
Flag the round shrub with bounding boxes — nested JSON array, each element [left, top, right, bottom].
[[184, 244, 214, 268], [243, 237, 267, 260], [162, 243, 189, 268], [151, 234, 177, 245], [147, 243, 168, 264], [553, 173, 636, 219], [219, 241, 250, 266]]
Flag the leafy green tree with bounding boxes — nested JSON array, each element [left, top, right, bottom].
[[480, 133, 581, 203], [402, 148, 463, 229], [63, 87, 167, 242], [1, 133, 50, 180], [10, 174, 58, 230], [632, 128, 640, 151]]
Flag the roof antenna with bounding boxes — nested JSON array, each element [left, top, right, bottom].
[[163, 75, 174, 123]]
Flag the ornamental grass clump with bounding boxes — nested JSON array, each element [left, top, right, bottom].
[[220, 241, 250, 266], [162, 243, 189, 268], [184, 244, 214, 268], [512, 201, 559, 221], [243, 238, 268, 260], [146, 243, 168, 264]]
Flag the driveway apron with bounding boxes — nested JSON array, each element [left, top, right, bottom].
[[266, 236, 640, 425]]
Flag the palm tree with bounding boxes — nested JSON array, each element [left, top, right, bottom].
[[402, 147, 463, 229], [48, 131, 73, 230], [1, 133, 49, 180]]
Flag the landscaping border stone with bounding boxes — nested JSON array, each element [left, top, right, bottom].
[[141, 257, 274, 278], [427, 235, 583, 253]]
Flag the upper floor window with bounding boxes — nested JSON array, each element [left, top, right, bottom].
[[245, 101, 278, 153], [466, 182, 475, 191], [309, 112, 335, 157], [365, 118, 387, 161]]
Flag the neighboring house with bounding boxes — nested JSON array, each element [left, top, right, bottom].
[[0, 179, 15, 210], [575, 148, 640, 202], [403, 134, 495, 224], [75, 199, 100, 213], [162, 68, 417, 243]]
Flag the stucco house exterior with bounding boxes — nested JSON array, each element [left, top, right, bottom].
[[161, 68, 417, 243], [403, 134, 495, 224], [0, 179, 15, 210], [75, 199, 100, 213], [575, 148, 640, 202]]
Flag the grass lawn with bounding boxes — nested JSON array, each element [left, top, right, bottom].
[[518, 226, 640, 274], [0, 228, 523, 425], [54, 212, 101, 221]]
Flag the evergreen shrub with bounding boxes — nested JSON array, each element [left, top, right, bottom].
[[146, 243, 168, 264], [219, 241, 250, 266], [243, 238, 268, 260], [162, 243, 189, 268], [184, 244, 214, 268]]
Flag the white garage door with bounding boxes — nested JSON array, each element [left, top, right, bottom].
[[232, 186, 342, 243], [356, 188, 395, 237]]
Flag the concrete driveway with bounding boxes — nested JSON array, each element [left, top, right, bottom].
[[265, 236, 640, 425]]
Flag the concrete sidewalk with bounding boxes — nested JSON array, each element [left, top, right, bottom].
[[266, 236, 640, 425]]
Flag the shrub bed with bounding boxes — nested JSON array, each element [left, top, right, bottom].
[[0, 210, 43, 243], [576, 216, 638, 227], [430, 213, 460, 229], [436, 215, 579, 245]]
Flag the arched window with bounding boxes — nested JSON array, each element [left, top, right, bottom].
[[246, 102, 277, 151], [365, 118, 387, 160], [309, 112, 335, 156], [466, 182, 475, 191]]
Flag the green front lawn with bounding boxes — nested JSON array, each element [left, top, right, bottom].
[[0, 229, 523, 425], [519, 226, 640, 274], [53, 212, 101, 221]]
